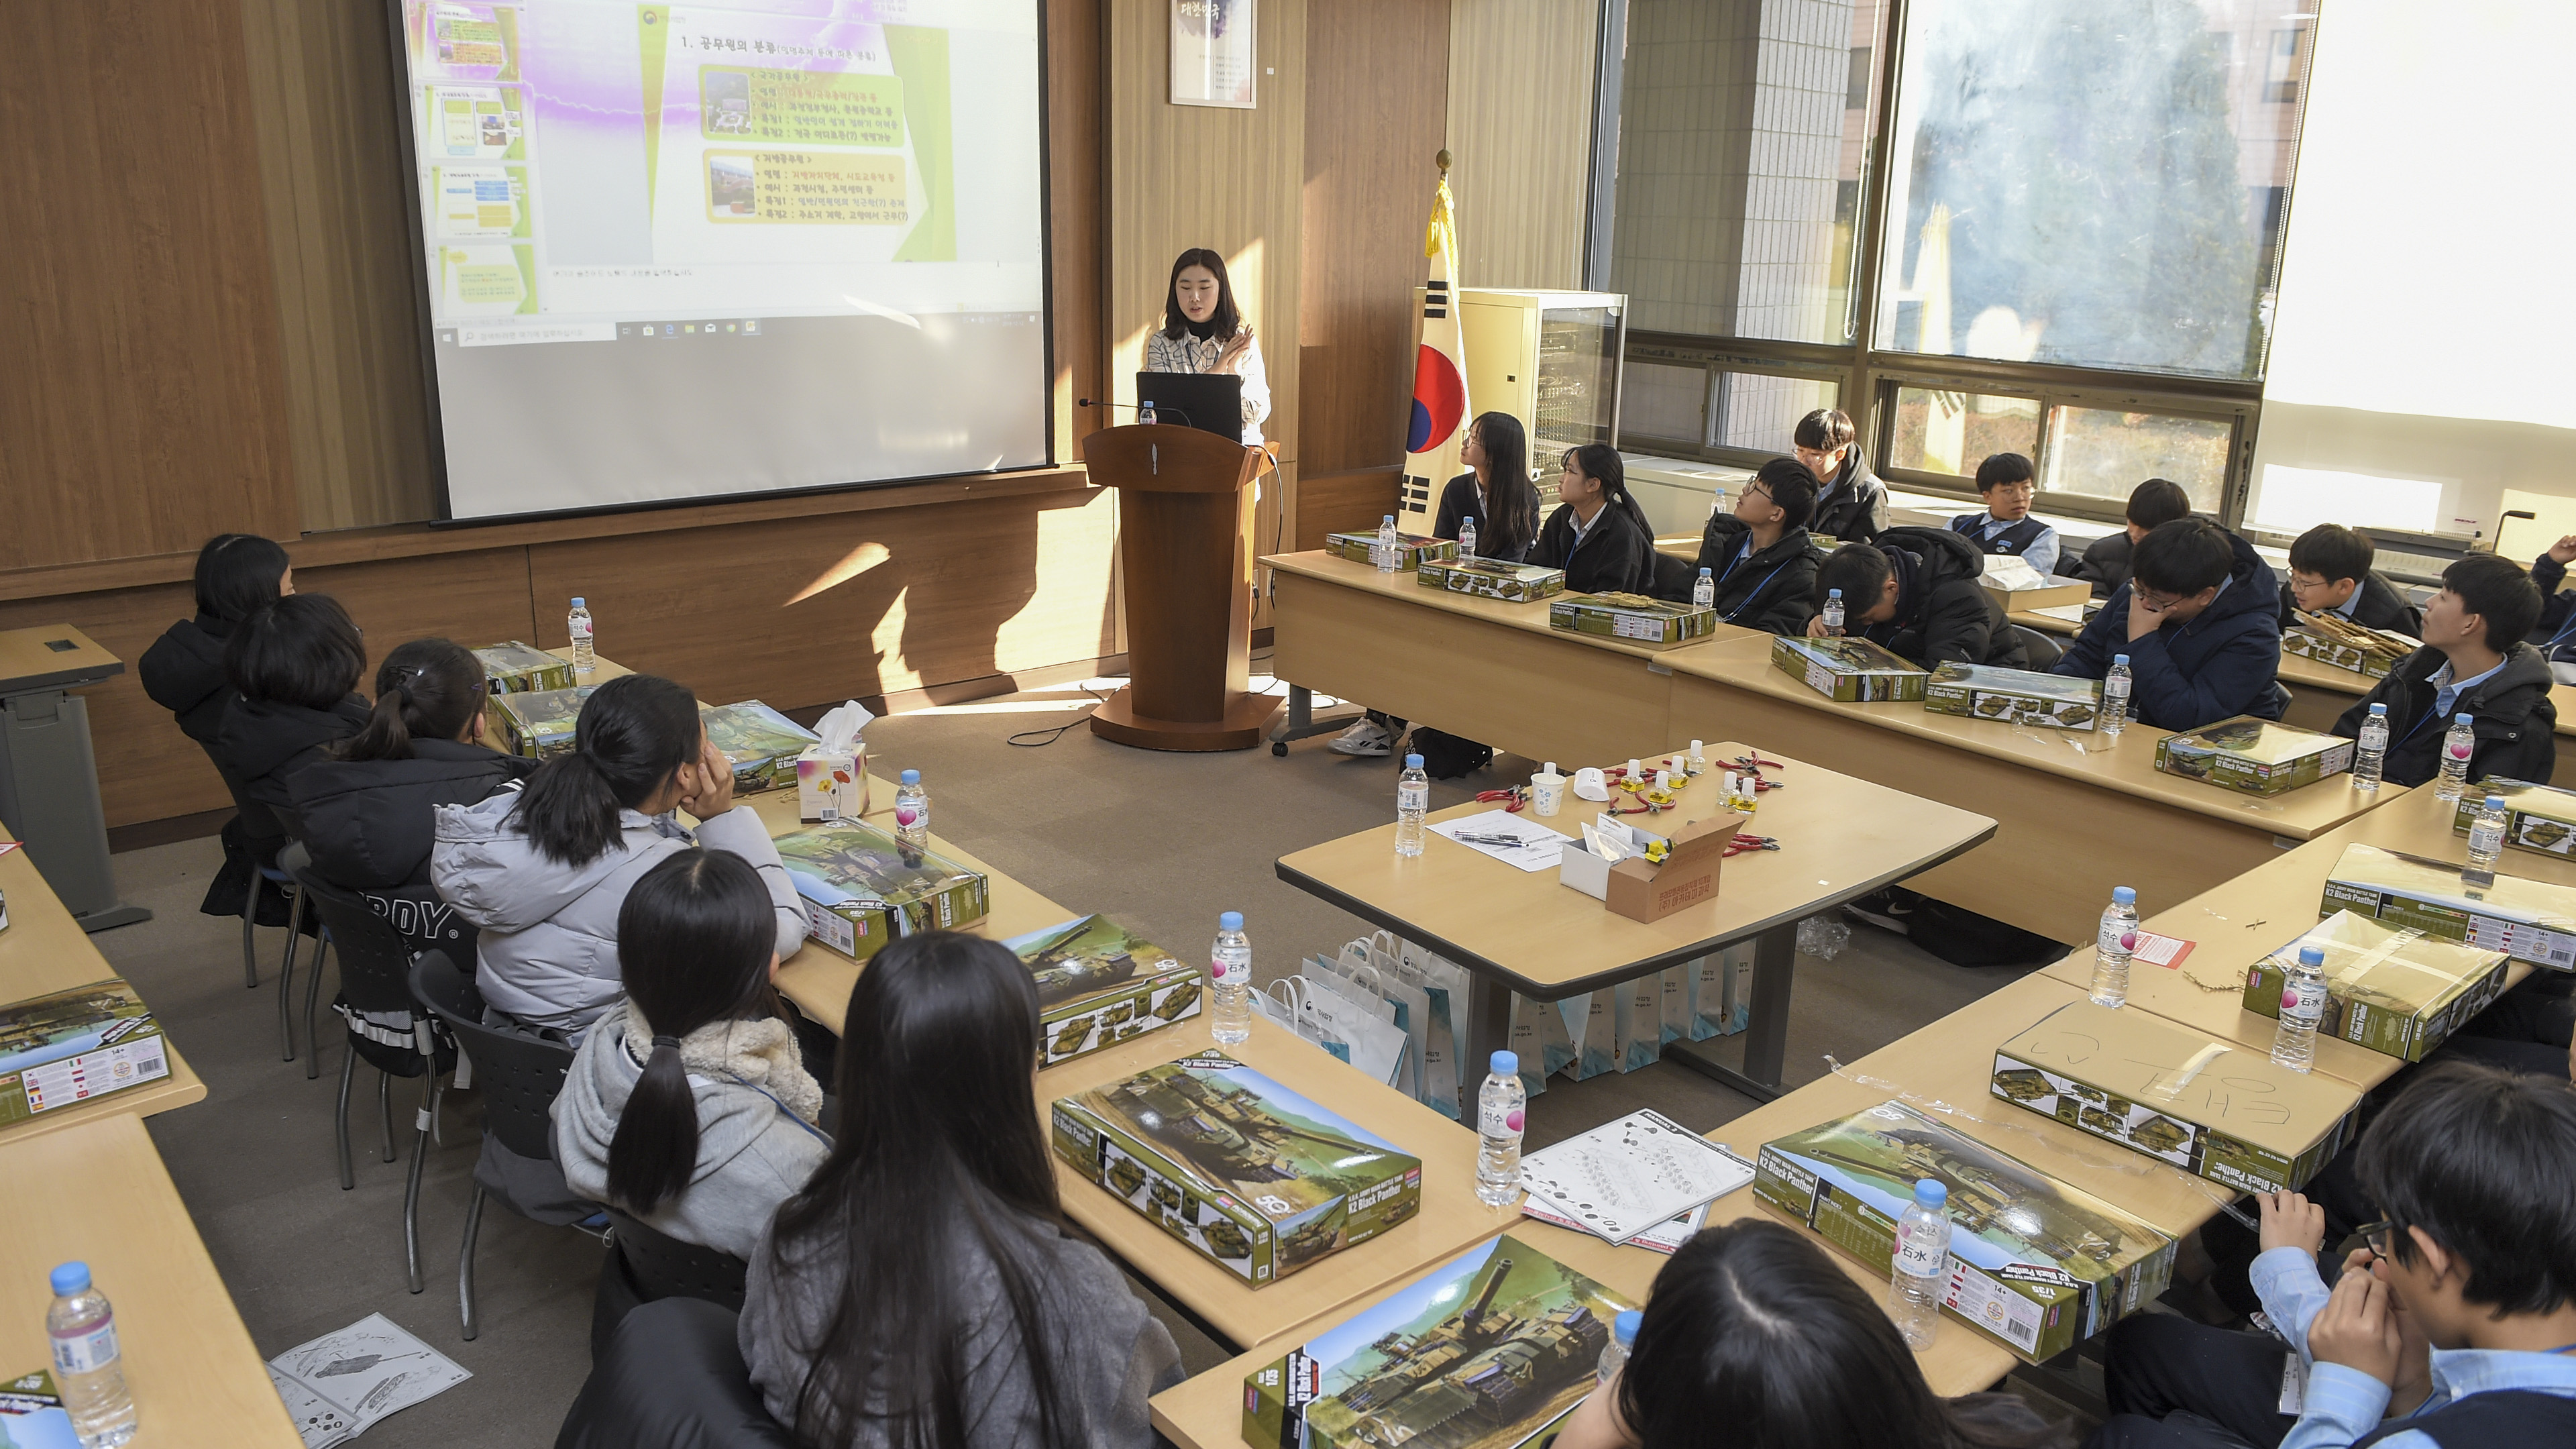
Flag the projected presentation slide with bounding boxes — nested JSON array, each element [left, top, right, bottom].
[[395, 0, 1046, 521]]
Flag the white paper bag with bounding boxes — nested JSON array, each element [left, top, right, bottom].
[[1508, 991, 1570, 1094], [1660, 965, 1690, 1044], [1563, 993, 1614, 1079], [1613, 973, 1663, 1071], [1301, 973, 1411, 1090], [1400, 942, 1466, 1118]]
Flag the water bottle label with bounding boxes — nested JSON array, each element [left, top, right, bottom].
[[1210, 954, 1250, 986], [2281, 980, 2325, 1025], [568, 616, 593, 639], [896, 805, 924, 828], [1479, 1099, 1525, 1137], [2471, 823, 2505, 853], [2105, 677, 2131, 700], [1398, 784, 1428, 813], [2098, 922, 2135, 956], [50, 1318, 117, 1377], [1894, 1224, 1945, 1277]]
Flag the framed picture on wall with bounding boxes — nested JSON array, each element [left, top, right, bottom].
[[1171, 0, 1256, 109]]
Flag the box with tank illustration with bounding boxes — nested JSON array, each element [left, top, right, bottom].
[[2281, 625, 2412, 680], [1754, 1099, 2175, 1363], [2241, 910, 2510, 1063], [1241, 1232, 1633, 1449], [1923, 663, 2106, 730], [1770, 635, 1929, 702], [1326, 531, 1457, 570], [1416, 556, 1568, 603], [0, 979, 173, 1129], [773, 820, 989, 961], [697, 700, 818, 792], [2320, 842, 2576, 971], [1002, 914, 1203, 1068], [1548, 593, 1718, 646], [490, 684, 591, 760], [2449, 777, 2576, 860], [472, 639, 576, 696], [1051, 1051, 1421, 1286], [2155, 716, 2354, 796]]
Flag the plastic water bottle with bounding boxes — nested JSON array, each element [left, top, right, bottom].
[[2466, 792, 2509, 888], [1395, 753, 1429, 857], [1821, 589, 1845, 636], [1692, 568, 1715, 610], [2101, 654, 2132, 737], [1376, 515, 1401, 574], [1888, 1179, 1953, 1350], [1474, 1051, 1526, 1205], [2271, 945, 2328, 1073], [893, 769, 929, 851], [1138, 400, 1158, 426], [568, 597, 595, 676], [46, 1263, 137, 1448], [2092, 886, 2139, 1008], [1210, 912, 1252, 1045], [1597, 1309, 1642, 1383], [2354, 703, 2390, 791], [1458, 515, 1479, 559], [2436, 714, 2476, 801]]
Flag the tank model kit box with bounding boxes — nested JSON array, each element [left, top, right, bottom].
[[1051, 1051, 1421, 1286], [1547, 593, 1719, 646], [2283, 625, 2414, 680], [773, 820, 989, 961], [491, 685, 591, 760], [2241, 911, 2510, 1064], [1242, 1233, 1633, 1449], [1990, 1003, 2362, 1193], [2321, 843, 2576, 971], [1753, 1099, 2175, 1364], [1325, 531, 1457, 571], [2449, 777, 2576, 860], [1924, 663, 2106, 731], [472, 639, 576, 696], [1416, 557, 1567, 603], [0, 979, 173, 1129], [1770, 635, 1929, 702], [2155, 716, 2354, 797], [697, 700, 818, 792], [1002, 914, 1202, 1068]]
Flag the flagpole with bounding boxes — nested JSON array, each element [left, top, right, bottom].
[[1402, 150, 1471, 528]]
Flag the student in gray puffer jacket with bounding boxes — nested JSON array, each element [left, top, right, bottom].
[[431, 674, 804, 1040]]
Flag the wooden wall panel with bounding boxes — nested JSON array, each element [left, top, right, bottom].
[[0, 1, 301, 570], [1049, 0, 1110, 464], [1446, 0, 1599, 290]]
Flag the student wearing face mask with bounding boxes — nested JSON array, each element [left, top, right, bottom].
[[1527, 443, 1658, 596]]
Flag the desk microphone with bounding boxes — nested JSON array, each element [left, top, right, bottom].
[[1077, 397, 1194, 427]]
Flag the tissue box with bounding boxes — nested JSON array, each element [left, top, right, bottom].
[[1051, 1051, 1421, 1285], [2449, 777, 2576, 859], [1324, 531, 1456, 570], [2321, 842, 2576, 971], [473, 640, 576, 695], [491, 685, 591, 759], [2155, 717, 2354, 796], [1754, 1099, 2175, 1363], [773, 820, 989, 961], [1004, 914, 1203, 1067], [0, 979, 175, 1129], [1548, 594, 1719, 645], [2241, 910, 2511, 1063], [795, 749, 869, 821], [698, 700, 818, 792], [1770, 635, 1929, 702], [1925, 663, 2106, 730], [2283, 627, 2414, 680], [1415, 556, 1567, 602]]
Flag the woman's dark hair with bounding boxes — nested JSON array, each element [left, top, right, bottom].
[[1160, 247, 1240, 341], [1792, 408, 1857, 453], [2125, 478, 2193, 530], [605, 851, 782, 1216], [515, 674, 702, 867], [1564, 442, 1654, 542], [2355, 1059, 2576, 1318], [192, 533, 292, 623], [335, 638, 486, 763], [767, 931, 1079, 1449], [223, 594, 366, 709], [1619, 1220, 2062, 1449], [1468, 412, 1538, 557]]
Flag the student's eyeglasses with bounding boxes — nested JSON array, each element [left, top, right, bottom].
[[2355, 1218, 2396, 1262], [2134, 588, 2188, 613]]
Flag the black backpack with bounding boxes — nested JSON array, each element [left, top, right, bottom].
[[1406, 727, 1493, 780]]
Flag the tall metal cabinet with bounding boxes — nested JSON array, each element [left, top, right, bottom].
[[1402, 288, 1626, 525]]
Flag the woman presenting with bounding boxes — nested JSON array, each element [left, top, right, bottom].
[[1144, 248, 1271, 445]]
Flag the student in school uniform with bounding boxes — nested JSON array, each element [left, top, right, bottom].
[[1528, 443, 1658, 596], [1557, 1220, 2065, 1449], [2053, 519, 2288, 732], [1690, 457, 1825, 636], [2089, 1063, 2576, 1449], [2519, 534, 2576, 682], [1807, 527, 2030, 668], [2332, 552, 2552, 788], [209, 594, 373, 824], [2069, 478, 2194, 598], [1792, 407, 1888, 545], [2279, 524, 2423, 638], [1951, 452, 2060, 578]]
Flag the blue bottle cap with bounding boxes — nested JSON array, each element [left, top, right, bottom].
[[570, 596, 586, 608], [48, 1262, 89, 1297], [1699, 567, 1712, 578], [2113, 653, 2129, 665], [1405, 753, 1424, 769], [2112, 886, 2135, 905], [1614, 1309, 1642, 1346], [2369, 702, 2387, 715], [1828, 589, 1842, 599], [1219, 910, 1244, 931], [2456, 713, 2475, 725], [900, 768, 920, 786], [2486, 794, 2506, 810], [1382, 515, 1395, 524], [1491, 1049, 1517, 1076], [1913, 1178, 1947, 1208], [2298, 945, 2326, 968]]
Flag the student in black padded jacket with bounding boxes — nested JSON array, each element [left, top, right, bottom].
[[138, 534, 295, 922], [210, 594, 372, 834], [1690, 458, 1825, 637], [1528, 443, 1658, 596]]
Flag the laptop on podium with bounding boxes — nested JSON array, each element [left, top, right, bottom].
[[1135, 372, 1244, 443]]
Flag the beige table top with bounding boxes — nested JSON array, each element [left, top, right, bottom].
[[2009, 607, 2085, 637], [0, 826, 207, 1144], [1262, 551, 1767, 662], [0, 1113, 303, 1446], [1277, 742, 1996, 995], [0, 623, 123, 694]]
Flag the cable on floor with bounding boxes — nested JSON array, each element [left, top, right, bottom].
[[1008, 689, 1110, 747]]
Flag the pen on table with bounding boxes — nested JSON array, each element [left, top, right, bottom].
[[1452, 832, 1532, 847]]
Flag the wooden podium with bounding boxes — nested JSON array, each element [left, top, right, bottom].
[[1084, 424, 1284, 751]]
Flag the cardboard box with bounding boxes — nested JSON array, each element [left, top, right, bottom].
[[1754, 1099, 2175, 1363], [472, 640, 576, 696], [2449, 777, 2576, 859], [1980, 576, 2093, 612], [773, 820, 990, 961], [1990, 1002, 2362, 1192], [2155, 716, 2354, 796], [1240, 1233, 1631, 1449], [1770, 635, 1930, 702], [1605, 812, 1748, 924], [1925, 663, 2107, 731], [2283, 626, 2414, 680], [1416, 556, 1567, 602], [1003, 914, 1203, 1067], [490, 685, 592, 760], [0, 979, 174, 1129], [1051, 1051, 1422, 1285], [794, 747, 869, 821], [1548, 593, 1719, 645], [698, 700, 818, 792], [2321, 842, 2576, 971], [2241, 910, 2511, 1063], [1324, 531, 1456, 570]]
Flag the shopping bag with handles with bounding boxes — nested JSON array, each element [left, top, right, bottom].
[[1299, 971, 1411, 1090], [1250, 979, 1351, 1065]]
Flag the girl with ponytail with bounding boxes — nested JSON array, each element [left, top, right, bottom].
[[1529, 441, 1660, 595], [553, 850, 826, 1258], [430, 672, 806, 1039]]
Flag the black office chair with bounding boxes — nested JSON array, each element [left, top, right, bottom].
[[2012, 625, 2064, 671], [592, 1209, 750, 1361], [1648, 549, 1697, 604], [555, 1298, 794, 1449]]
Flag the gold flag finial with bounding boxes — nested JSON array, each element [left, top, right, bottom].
[[1436, 148, 1452, 175]]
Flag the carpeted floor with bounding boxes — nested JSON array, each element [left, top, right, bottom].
[[93, 674, 2035, 1447]]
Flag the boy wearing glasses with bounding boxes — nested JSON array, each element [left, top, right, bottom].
[[2088, 1062, 2576, 1448], [2329, 553, 2552, 788], [2052, 518, 2289, 731], [1949, 452, 2059, 578], [2278, 525, 2423, 638]]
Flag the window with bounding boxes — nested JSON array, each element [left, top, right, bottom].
[[1886, 388, 2038, 478], [2264, 28, 2304, 103], [1713, 372, 1837, 452], [1623, 363, 1709, 445], [2041, 407, 2233, 513], [2251, 466, 2443, 536]]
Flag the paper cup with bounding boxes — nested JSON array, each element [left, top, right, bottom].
[[1532, 774, 1566, 817]]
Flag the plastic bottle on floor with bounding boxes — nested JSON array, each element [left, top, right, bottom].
[[1888, 1180, 1953, 1350], [47, 1263, 136, 1448], [2091, 886, 2138, 1008], [1210, 912, 1252, 1044]]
